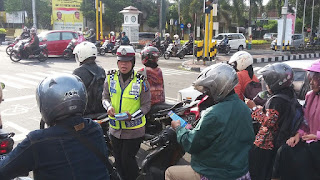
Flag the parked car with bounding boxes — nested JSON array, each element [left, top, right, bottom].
[[212, 33, 246, 51], [38, 30, 78, 56], [271, 34, 304, 50], [178, 60, 315, 102], [263, 33, 277, 41], [139, 32, 155, 46]]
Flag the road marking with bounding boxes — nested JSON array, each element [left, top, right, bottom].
[[4, 95, 35, 102], [0, 75, 39, 85], [5, 121, 30, 141], [0, 79, 28, 89], [16, 73, 46, 81]]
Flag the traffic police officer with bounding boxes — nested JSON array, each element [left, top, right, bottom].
[[102, 45, 151, 180]]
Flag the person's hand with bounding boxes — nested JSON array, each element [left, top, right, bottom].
[[107, 107, 115, 117], [124, 111, 132, 121], [302, 134, 317, 141], [286, 133, 300, 147], [171, 120, 181, 130], [245, 99, 256, 109]]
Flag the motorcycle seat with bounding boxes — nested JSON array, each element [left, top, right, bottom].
[[149, 101, 184, 115]]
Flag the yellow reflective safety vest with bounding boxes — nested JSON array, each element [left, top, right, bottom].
[[107, 71, 146, 130]]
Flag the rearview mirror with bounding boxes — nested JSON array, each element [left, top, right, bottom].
[[1, 82, 5, 89]]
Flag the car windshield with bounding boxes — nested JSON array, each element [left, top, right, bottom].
[[213, 35, 225, 40]]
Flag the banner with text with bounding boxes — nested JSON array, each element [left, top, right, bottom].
[[52, 0, 83, 31]]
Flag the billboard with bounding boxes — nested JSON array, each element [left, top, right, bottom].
[[52, 0, 83, 31]]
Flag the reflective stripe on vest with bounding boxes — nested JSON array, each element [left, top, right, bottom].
[[107, 71, 146, 130]]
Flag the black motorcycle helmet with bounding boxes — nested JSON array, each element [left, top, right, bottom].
[[36, 74, 87, 126], [141, 46, 160, 68]]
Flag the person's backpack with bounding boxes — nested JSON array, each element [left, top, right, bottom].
[[265, 94, 306, 149], [244, 81, 262, 100], [83, 65, 106, 115]]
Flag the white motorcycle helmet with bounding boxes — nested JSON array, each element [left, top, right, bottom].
[[165, 33, 170, 37], [73, 41, 97, 64], [228, 51, 253, 71], [173, 34, 179, 39], [110, 31, 115, 36]]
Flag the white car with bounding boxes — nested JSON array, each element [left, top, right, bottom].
[[178, 60, 315, 102], [212, 33, 246, 51]]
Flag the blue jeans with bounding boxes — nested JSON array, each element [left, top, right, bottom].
[[0, 116, 109, 180]]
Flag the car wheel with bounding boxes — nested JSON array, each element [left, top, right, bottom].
[[62, 51, 72, 60], [238, 45, 244, 51]]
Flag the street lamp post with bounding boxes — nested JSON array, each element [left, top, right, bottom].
[[280, 0, 288, 52], [32, 0, 37, 28], [310, 0, 315, 39], [293, 0, 298, 33], [302, 0, 306, 42]]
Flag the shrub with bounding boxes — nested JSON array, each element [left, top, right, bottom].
[[0, 28, 6, 34]]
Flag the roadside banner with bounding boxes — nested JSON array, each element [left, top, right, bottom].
[[52, 0, 83, 31]]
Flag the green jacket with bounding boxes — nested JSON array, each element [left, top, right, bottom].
[[176, 94, 254, 180]]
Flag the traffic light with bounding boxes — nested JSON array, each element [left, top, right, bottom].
[[204, 0, 213, 14]]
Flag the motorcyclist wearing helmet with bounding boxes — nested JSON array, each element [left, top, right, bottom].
[[87, 28, 96, 43], [25, 27, 39, 56], [152, 32, 161, 49], [166, 63, 254, 180], [164, 33, 173, 50], [20, 27, 30, 39], [173, 34, 181, 55], [73, 42, 106, 118], [0, 74, 109, 180], [120, 32, 130, 45], [106, 31, 116, 51], [221, 35, 229, 48], [139, 46, 165, 106], [246, 63, 299, 180], [228, 51, 260, 101], [76, 31, 85, 44], [272, 60, 320, 180], [102, 46, 151, 180]]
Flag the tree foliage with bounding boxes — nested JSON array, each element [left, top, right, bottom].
[[4, 0, 52, 29]]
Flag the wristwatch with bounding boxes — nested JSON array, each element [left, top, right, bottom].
[[251, 106, 257, 112]]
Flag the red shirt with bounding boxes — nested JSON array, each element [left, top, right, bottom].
[[234, 70, 259, 100]]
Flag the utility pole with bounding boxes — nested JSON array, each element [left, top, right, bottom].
[[280, 0, 288, 52], [310, 0, 315, 38], [159, 0, 163, 39], [302, 0, 306, 41], [293, 0, 298, 33], [32, 0, 37, 28], [178, 0, 180, 24]]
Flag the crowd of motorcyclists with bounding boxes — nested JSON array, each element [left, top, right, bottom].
[[1, 26, 320, 180]]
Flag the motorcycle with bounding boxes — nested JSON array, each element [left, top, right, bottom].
[[178, 41, 194, 56], [217, 42, 231, 55], [99, 40, 109, 56], [93, 116, 185, 180], [163, 43, 185, 60], [6, 37, 21, 55], [111, 40, 121, 55], [137, 127, 185, 180], [62, 38, 77, 60], [9, 39, 48, 62]]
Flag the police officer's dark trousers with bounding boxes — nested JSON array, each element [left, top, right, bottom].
[[110, 135, 143, 180]]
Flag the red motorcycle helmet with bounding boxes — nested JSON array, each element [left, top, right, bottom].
[[140, 46, 160, 66]]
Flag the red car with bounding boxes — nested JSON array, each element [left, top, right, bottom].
[[39, 30, 78, 56]]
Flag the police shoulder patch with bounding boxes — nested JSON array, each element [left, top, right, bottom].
[[136, 71, 146, 80], [107, 69, 117, 75]]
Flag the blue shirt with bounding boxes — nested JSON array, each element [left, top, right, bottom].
[[0, 116, 109, 180]]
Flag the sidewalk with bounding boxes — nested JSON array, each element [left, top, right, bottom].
[[182, 50, 320, 72]]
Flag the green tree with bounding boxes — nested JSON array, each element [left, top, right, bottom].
[[4, 0, 52, 29]]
